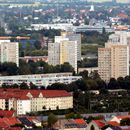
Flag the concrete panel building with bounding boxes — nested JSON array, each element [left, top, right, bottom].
[[0, 73, 81, 87], [0, 41, 19, 66], [98, 41, 129, 81], [48, 32, 81, 73]]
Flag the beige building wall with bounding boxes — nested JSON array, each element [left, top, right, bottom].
[[17, 100, 31, 115], [48, 39, 78, 72], [98, 44, 129, 81], [98, 48, 111, 81], [9, 99, 15, 110], [111, 45, 129, 79], [31, 96, 73, 112], [61, 32, 81, 61], [48, 42, 60, 66], [60, 40, 78, 72], [0, 42, 19, 66], [0, 99, 5, 110]]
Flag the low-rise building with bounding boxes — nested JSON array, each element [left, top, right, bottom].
[[0, 89, 73, 115], [19, 56, 48, 63], [53, 118, 87, 130], [78, 67, 98, 74], [0, 73, 81, 87]]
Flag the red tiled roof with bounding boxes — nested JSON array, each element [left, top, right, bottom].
[[107, 121, 120, 126], [116, 115, 130, 119], [3, 117, 21, 126], [42, 90, 72, 98], [74, 119, 87, 125], [117, 13, 129, 19], [0, 89, 72, 99], [93, 120, 106, 128], [0, 110, 15, 117], [0, 121, 9, 129], [0, 118, 9, 129]]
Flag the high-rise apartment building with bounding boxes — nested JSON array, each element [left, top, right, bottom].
[[58, 32, 81, 61], [108, 31, 130, 60], [110, 45, 129, 79], [0, 42, 19, 66], [48, 42, 60, 66], [98, 34, 129, 81], [48, 32, 80, 72], [60, 40, 78, 72], [98, 48, 111, 81]]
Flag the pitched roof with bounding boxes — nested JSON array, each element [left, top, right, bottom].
[[0, 89, 72, 99], [117, 13, 129, 19], [3, 117, 21, 126], [0, 121, 9, 129], [93, 120, 106, 128], [42, 90, 72, 98], [116, 115, 130, 119], [74, 119, 87, 125], [0, 110, 15, 117], [107, 121, 120, 126]]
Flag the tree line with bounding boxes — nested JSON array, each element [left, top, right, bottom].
[[0, 60, 74, 76]]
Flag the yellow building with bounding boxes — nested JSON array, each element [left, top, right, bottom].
[[98, 44, 129, 81], [48, 32, 81, 73]]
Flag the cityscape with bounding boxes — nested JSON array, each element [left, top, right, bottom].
[[0, 0, 130, 130]]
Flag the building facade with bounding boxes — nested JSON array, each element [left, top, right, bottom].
[[0, 73, 81, 87], [48, 32, 81, 73], [0, 41, 19, 66], [0, 89, 73, 115], [98, 44, 129, 81], [61, 32, 81, 61]]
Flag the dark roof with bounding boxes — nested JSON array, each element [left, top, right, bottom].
[[18, 117, 33, 127]]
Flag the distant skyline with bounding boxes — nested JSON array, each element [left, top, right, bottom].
[[0, 0, 130, 3], [87, 0, 130, 3]]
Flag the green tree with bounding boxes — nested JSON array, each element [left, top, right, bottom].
[[120, 118, 130, 126], [60, 62, 74, 72], [48, 113, 58, 127], [30, 82, 37, 89], [0, 26, 5, 36], [108, 78, 119, 89], [79, 70, 88, 79], [34, 40, 41, 50], [102, 27, 106, 34], [86, 79, 98, 90], [20, 82, 29, 89], [1, 62, 18, 75]]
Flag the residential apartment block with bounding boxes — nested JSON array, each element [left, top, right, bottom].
[[19, 56, 48, 63], [108, 31, 130, 59], [61, 32, 81, 61], [0, 89, 73, 115], [98, 41, 129, 81], [0, 41, 19, 66], [0, 73, 81, 87], [48, 32, 81, 73], [98, 48, 111, 81]]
